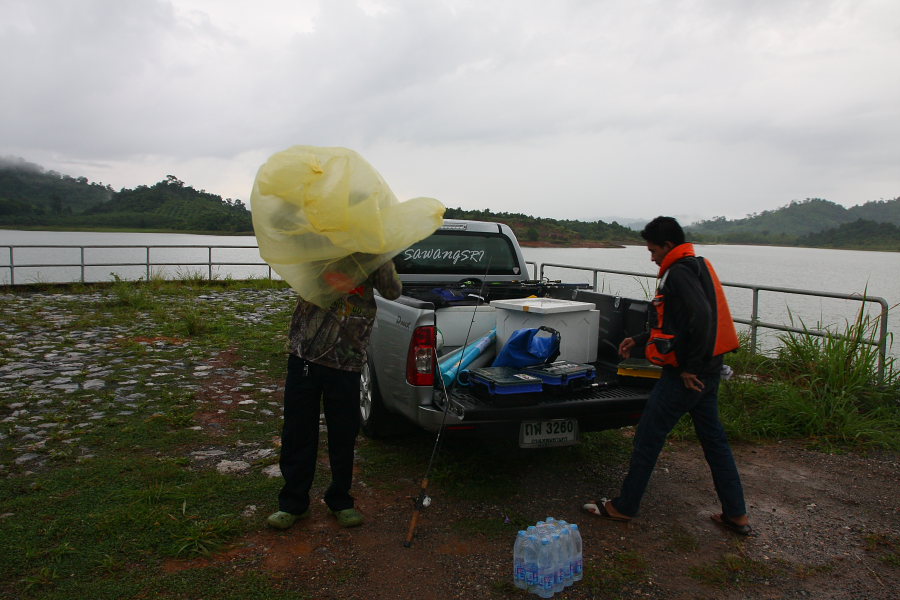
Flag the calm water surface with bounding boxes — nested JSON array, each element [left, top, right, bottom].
[[2, 230, 898, 357]]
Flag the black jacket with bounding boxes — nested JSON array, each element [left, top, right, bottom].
[[636, 256, 723, 375]]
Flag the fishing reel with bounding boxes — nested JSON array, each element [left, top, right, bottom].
[[413, 490, 432, 510]]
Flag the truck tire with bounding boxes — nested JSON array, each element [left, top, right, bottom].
[[359, 361, 409, 438]]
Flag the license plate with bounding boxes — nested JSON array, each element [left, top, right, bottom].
[[519, 419, 579, 448]]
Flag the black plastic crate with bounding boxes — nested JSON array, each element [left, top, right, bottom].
[[523, 360, 597, 393], [465, 366, 544, 406]]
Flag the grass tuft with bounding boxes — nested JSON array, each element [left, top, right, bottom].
[[675, 311, 900, 451], [169, 516, 239, 558]]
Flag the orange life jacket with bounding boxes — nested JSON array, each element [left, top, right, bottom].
[[645, 243, 739, 368]]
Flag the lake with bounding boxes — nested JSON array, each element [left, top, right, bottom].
[[2, 229, 898, 358]]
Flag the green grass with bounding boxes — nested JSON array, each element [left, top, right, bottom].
[[688, 550, 781, 587], [865, 533, 900, 567], [0, 279, 897, 598], [674, 315, 900, 451], [582, 550, 649, 597]]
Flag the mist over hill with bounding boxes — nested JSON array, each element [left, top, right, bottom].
[[0, 158, 251, 233]]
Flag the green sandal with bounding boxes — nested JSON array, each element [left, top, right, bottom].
[[329, 507, 364, 528], [266, 509, 310, 530]]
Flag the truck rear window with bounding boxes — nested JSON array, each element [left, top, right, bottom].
[[393, 231, 522, 276]]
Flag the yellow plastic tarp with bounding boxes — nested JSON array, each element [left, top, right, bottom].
[[251, 145, 445, 307]]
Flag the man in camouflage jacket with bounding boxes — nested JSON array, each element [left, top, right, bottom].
[[268, 260, 402, 529]]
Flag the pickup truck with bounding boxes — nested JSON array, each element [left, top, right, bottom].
[[361, 219, 655, 448]]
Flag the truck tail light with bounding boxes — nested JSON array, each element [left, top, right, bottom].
[[406, 325, 436, 386]]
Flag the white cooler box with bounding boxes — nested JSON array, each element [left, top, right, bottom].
[[490, 298, 599, 364]]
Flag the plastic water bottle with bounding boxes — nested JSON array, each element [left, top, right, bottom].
[[569, 523, 583, 582], [513, 530, 528, 589], [536, 537, 555, 598], [524, 535, 539, 593], [551, 533, 564, 593], [559, 526, 574, 587]]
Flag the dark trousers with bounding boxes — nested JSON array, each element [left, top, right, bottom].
[[277, 354, 361, 514], [612, 369, 746, 519]]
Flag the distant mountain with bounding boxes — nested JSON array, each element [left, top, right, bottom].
[[686, 197, 900, 248], [0, 158, 251, 233]]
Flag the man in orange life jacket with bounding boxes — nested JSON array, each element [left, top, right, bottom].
[[584, 216, 752, 535]]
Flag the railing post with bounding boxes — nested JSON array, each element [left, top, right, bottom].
[[750, 288, 760, 354], [877, 299, 889, 382], [80, 247, 85, 283], [146, 247, 150, 281], [9, 247, 14, 286], [208, 247, 213, 280]]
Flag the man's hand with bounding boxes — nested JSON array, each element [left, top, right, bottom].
[[618, 337, 636, 359], [681, 371, 704, 392]]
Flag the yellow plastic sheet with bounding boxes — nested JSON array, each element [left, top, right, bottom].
[[251, 145, 445, 307]]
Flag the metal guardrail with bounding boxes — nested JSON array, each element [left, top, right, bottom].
[[0, 244, 272, 284], [537, 262, 892, 381], [1, 247, 892, 380]]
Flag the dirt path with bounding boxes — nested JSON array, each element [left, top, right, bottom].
[[168, 435, 899, 599]]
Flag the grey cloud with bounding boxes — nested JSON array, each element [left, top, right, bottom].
[[0, 0, 898, 219]]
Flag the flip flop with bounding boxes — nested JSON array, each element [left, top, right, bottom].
[[582, 499, 631, 522], [711, 513, 754, 536]]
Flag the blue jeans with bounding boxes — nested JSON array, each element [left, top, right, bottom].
[[612, 370, 746, 519]]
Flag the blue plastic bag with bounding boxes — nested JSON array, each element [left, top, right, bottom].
[[492, 326, 561, 368]]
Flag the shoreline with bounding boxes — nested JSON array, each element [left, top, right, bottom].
[[518, 240, 627, 248]]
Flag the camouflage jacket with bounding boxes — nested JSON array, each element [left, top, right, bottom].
[[287, 261, 402, 372]]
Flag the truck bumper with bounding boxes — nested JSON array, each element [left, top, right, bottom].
[[414, 381, 650, 437]]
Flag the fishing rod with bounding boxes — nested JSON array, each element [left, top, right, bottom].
[[404, 261, 492, 548]]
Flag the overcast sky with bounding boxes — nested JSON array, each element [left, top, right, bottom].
[[2, 0, 899, 224]]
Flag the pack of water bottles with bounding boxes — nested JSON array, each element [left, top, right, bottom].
[[513, 517, 583, 597]]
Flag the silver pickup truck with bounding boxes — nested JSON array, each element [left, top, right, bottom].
[[360, 219, 655, 448]]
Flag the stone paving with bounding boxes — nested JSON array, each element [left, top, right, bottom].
[[0, 287, 298, 478]]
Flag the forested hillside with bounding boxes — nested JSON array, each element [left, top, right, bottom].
[[687, 197, 900, 250], [0, 159, 251, 233], [849, 199, 900, 226], [796, 219, 900, 251], [444, 207, 641, 246], [78, 176, 251, 232]]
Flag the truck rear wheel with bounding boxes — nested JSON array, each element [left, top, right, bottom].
[[359, 361, 409, 438]]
